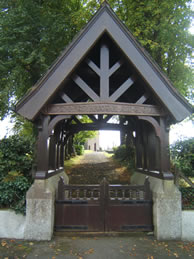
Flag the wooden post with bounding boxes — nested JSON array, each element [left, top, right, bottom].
[[159, 117, 171, 178], [36, 116, 50, 179], [49, 134, 56, 170], [57, 177, 65, 200], [100, 178, 109, 232]]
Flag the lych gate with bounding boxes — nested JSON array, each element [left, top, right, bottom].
[[15, 3, 192, 240]]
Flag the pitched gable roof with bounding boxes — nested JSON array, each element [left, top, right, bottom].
[[15, 2, 193, 121]]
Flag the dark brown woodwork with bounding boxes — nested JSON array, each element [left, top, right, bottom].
[[66, 122, 130, 132], [138, 116, 161, 138], [43, 102, 166, 116], [48, 115, 70, 136], [102, 114, 113, 123], [72, 116, 82, 125], [88, 115, 98, 122], [55, 178, 153, 232], [36, 116, 50, 179]]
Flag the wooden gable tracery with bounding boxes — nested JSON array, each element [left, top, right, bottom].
[[15, 3, 192, 181], [42, 33, 166, 119]]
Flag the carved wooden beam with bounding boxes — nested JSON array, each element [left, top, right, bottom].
[[43, 102, 166, 116]]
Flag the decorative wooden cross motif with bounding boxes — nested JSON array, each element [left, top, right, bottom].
[[72, 43, 135, 102]]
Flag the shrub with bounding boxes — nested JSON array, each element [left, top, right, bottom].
[[113, 144, 135, 171], [170, 138, 194, 178], [74, 144, 84, 155], [0, 171, 32, 214], [180, 187, 194, 210], [0, 135, 34, 214], [0, 135, 34, 180]]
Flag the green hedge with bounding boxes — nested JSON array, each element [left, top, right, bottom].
[[0, 135, 34, 214]]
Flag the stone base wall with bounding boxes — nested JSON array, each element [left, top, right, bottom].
[[0, 210, 25, 239], [131, 172, 182, 240], [23, 171, 69, 241]]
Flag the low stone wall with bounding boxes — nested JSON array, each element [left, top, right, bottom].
[[0, 210, 25, 239], [182, 210, 194, 241]]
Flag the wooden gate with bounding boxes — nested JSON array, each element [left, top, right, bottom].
[[55, 178, 153, 232]]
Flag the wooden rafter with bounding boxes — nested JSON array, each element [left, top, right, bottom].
[[73, 75, 100, 101], [60, 92, 73, 103], [70, 43, 135, 103], [86, 59, 101, 75], [136, 93, 149, 104], [110, 77, 135, 101], [72, 116, 82, 125], [103, 115, 113, 123]]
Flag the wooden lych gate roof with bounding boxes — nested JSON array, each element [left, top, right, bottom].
[[15, 2, 192, 122]]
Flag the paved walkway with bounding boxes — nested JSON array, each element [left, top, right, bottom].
[[68, 151, 131, 184], [0, 234, 193, 258], [79, 151, 109, 164]]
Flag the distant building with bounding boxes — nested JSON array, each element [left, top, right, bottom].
[[85, 132, 100, 151]]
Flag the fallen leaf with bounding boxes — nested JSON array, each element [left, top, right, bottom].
[[1, 241, 7, 247], [72, 237, 77, 240], [29, 242, 34, 246], [85, 248, 94, 254], [174, 252, 179, 258]]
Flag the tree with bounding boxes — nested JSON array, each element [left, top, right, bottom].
[[0, 0, 85, 119], [73, 116, 97, 146]]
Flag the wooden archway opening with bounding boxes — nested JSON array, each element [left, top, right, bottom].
[[35, 113, 173, 181]]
